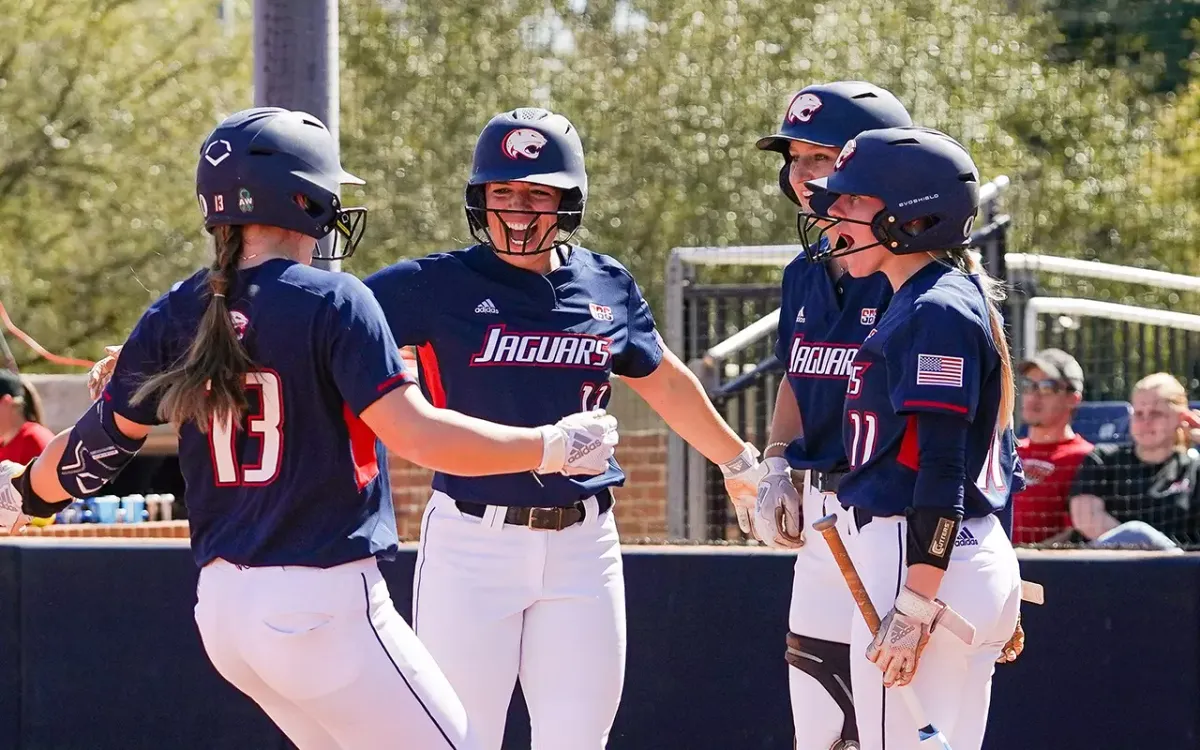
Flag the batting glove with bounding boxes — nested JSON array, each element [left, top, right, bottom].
[[537, 409, 619, 476], [754, 457, 804, 549], [0, 460, 29, 536], [87, 345, 123, 401], [718, 443, 764, 538]]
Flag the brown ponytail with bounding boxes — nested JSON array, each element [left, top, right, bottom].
[[131, 225, 253, 432], [19, 378, 44, 425], [940, 250, 1016, 431]]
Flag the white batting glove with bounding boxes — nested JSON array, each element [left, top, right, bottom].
[[718, 443, 764, 537], [537, 409, 619, 476], [0, 460, 29, 536], [87, 345, 123, 401], [754, 457, 804, 549], [868, 586, 940, 687]]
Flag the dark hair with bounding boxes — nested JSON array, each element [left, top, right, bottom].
[[940, 249, 1015, 430], [19, 378, 44, 425], [130, 225, 252, 431]]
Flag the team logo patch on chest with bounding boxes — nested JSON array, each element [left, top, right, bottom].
[[471, 324, 612, 369], [788, 336, 858, 379], [860, 308, 877, 326]]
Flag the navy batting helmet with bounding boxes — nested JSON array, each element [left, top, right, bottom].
[[195, 107, 367, 261], [756, 82, 911, 206], [465, 107, 587, 255], [799, 127, 981, 262]]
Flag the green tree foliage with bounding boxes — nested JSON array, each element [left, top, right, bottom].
[[0, 0, 249, 369], [1, 0, 1194, 368], [341, 0, 1170, 312]]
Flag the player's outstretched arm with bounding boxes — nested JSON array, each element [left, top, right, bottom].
[[0, 406, 153, 533], [623, 346, 762, 510], [360, 383, 617, 478]]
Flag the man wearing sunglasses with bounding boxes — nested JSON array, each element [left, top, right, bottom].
[[1012, 349, 1093, 543]]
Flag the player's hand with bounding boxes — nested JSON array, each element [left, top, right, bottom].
[[868, 586, 939, 687], [754, 457, 804, 549], [537, 409, 619, 476], [997, 613, 1025, 664], [718, 443, 764, 538], [0, 460, 30, 536], [87, 345, 123, 401]]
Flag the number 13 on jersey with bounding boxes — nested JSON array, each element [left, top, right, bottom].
[[209, 371, 284, 486]]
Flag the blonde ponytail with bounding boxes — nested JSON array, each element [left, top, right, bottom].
[[939, 250, 1015, 430]]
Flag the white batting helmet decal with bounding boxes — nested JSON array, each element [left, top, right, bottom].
[[835, 139, 857, 171], [501, 128, 548, 160], [785, 92, 823, 124]]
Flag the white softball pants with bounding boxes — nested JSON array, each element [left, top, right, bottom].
[[847, 513, 1021, 750], [788, 477, 859, 750], [194, 557, 475, 750], [412, 491, 626, 750]]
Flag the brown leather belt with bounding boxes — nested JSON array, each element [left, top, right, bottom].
[[455, 493, 614, 531]]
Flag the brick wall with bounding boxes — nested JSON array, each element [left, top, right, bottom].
[[388, 429, 671, 540]]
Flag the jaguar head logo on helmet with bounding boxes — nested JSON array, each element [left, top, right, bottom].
[[756, 82, 912, 210], [501, 128, 549, 160], [786, 92, 824, 124]]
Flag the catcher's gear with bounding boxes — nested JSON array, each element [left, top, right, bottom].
[[755, 457, 804, 548], [786, 632, 858, 747], [719, 443, 763, 536]]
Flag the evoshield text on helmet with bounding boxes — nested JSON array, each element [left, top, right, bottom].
[[195, 107, 368, 261], [756, 81, 912, 206], [797, 127, 981, 264], [465, 108, 588, 255]]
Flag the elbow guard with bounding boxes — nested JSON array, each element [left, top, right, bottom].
[[13, 459, 71, 518], [56, 399, 145, 497], [905, 506, 963, 571]]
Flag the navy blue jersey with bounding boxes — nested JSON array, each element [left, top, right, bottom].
[[365, 244, 662, 508], [104, 259, 413, 568], [837, 262, 1024, 517], [775, 256, 893, 471]]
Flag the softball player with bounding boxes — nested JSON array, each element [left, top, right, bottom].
[[797, 126, 1025, 750], [365, 107, 762, 750], [0, 107, 621, 750], [754, 81, 912, 750]]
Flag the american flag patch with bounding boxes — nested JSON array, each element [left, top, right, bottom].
[[916, 354, 964, 387]]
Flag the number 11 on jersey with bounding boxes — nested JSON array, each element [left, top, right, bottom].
[[847, 410, 878, 468], [580, 382, 610, 412]]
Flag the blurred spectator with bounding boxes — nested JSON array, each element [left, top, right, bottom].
[[1012, 349, 1094, 543], [0, 369, 54, 464], [1069, 372, 1200, 550]]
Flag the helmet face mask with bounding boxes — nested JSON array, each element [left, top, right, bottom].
[[196, 107, 368, 261], [464, 182, 584, 256], [465, 108, 588, 256]]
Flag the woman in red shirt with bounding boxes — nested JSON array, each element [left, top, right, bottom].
[[0, 370, 54, 464]]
